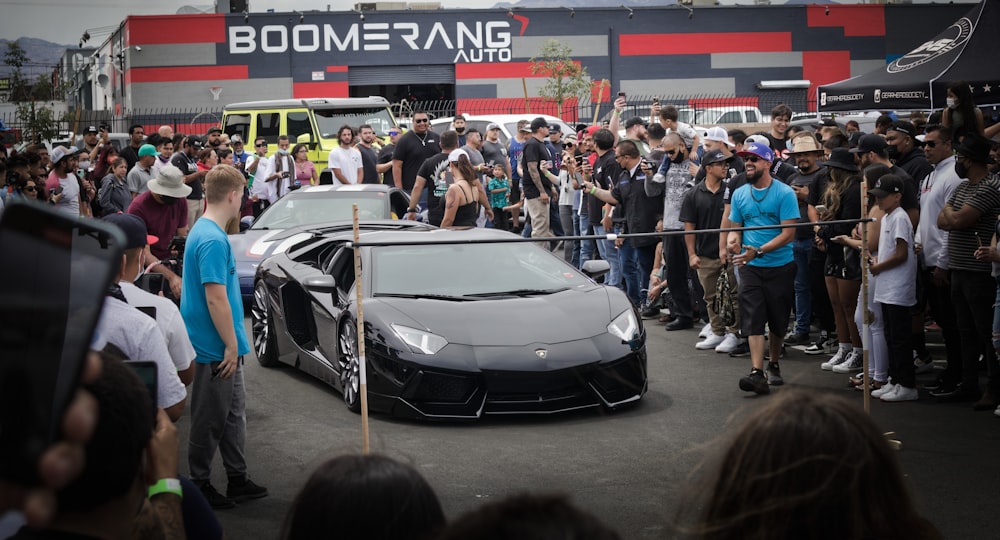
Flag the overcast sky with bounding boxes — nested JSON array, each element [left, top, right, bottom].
[[0, 0, 491, 45]]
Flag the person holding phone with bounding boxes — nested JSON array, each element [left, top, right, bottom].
[[105, 213, 196, 387], [181, 164, 267, 509]]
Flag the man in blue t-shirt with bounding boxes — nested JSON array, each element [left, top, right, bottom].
[[181, 164, 267, 509], [726, 142, 800, 395]]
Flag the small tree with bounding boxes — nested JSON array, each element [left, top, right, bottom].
[[4, 40, 67, 143], [530, 40, 591, 119]]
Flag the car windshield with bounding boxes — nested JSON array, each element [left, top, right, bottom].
[[251, 191, 389, 230], [677, 109, 695, 124], [314, 107, 396, 138], [371, 242, 592, 296]]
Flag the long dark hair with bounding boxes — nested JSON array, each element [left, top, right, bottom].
[[280, 454, 444, 540], [92, 145, 119, 181], [451, 155, 478, 187], [676, 390, 942, 540], [821, 167, 859, 219], [946, 80, 979, 132]]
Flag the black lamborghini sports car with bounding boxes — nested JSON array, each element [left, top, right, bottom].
[[252, 222, 647, 420]]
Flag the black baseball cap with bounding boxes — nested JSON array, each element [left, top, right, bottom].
[[867, 175, 903, 197], [701, 149, 731, 166], [850, 134, 888, 154]]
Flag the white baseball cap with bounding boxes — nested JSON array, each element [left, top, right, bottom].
[[704, 126, 734, 147]]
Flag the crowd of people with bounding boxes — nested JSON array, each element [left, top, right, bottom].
[[0, 79, 997, 538]]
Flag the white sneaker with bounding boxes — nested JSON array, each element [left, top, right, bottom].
[[696, 333, 726, 350], [832, 349, 863, 373], [871, 382, 897, 398], [881, 385, 919, 402], [698, 322, 713, 339], [820, 346, 849, 371], [715, 333, 741, 354]]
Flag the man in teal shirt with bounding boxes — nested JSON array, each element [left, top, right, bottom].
[[726, 142, 800, 395], [181, 164, 267, 509]]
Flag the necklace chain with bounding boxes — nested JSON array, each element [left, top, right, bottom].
[[750, 181, 772, 203]]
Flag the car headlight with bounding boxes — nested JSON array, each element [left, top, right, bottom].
[[607, 310, 639, 342], [391, 324, 448, 355]]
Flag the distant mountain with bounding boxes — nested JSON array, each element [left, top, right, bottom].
[[0, 37, 72, 80]]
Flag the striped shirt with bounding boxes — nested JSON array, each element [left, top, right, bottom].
[[946, 173, 1000, 272]]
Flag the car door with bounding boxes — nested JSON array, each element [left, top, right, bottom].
[[313, 244, 357, 374]]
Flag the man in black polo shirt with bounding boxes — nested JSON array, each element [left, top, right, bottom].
[[392, 110, 440, 207], [580, 128, 623, 287], [681, 149, 740, 352], [406, 130, 456, 226]]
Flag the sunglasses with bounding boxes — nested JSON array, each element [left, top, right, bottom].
[[23, 186, 37, 192], [414, 118, 430, 124], [563, 143, 575, 148], [388, 131, 400, 136], [255, 143, 268, 147], [744, 156, 763, 163], [923, 140, 939, 148]]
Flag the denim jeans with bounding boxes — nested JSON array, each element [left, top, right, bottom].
[[792, 237, 813, 334], [594, 223, 621, 287], [616, 226, 641, 305], [580, 220, 595, 269]]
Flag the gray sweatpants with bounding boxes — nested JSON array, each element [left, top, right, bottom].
[[188, 359, 247, 483]]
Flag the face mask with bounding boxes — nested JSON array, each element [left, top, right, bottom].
[[455, 126, 465, 134], [671, 150, 687, 164], [78, 160, 91, 170], [885, 144, 901, 160], [955, 160, 969, 178], [159, 195, 177, 204], [132, 251, 146, 283], [946, 98, 957, 109], [277, 148, 288, 155]]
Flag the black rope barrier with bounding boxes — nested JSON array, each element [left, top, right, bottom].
[[347, 218, 873, 247]]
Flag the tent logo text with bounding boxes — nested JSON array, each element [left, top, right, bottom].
[[887, 17, 972, 74]]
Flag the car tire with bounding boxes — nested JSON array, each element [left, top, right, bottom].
[[338, 318, 362, 413], [252, 281, 279, 367]]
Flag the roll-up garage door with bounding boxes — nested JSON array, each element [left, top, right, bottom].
[[348, 64, 455, 85]]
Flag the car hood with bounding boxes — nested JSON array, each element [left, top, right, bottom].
[[372, 287, 619, 347], [231, 229, 313, 263]]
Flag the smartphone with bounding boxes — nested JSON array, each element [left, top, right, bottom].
[[136, 305, 157, 319], [975, 231, 983, 247], [49, 186, 64, 196], [0, 202, 126, 485], [618, 91, 626, 100], [126, 361, 158, 423], [652, 96, 660, 104], [815, 204, 827, 214]]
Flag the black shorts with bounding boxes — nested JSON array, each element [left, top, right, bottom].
[[739, 262, 796, 337], [824, 246, 862, 281], [510, 178, 522, 201]]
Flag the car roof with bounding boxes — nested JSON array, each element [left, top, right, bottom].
[[294, 184, 397, 194], [432, 114, 568, 125], [355, 227, 521, 246], [224, 97, 390, 110]]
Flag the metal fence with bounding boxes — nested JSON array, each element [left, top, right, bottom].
[[401, 90, 811, 124], [1, 89, 812, 141], [0, 108, 224, 138]]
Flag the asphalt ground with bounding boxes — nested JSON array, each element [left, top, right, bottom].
[[173, 317, 1000, 539]]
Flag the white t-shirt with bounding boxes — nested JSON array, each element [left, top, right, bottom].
[[48, 171, 81, 217], [119, 281, 195, 373], [247, 154, 276, 204], [873, 207, 917, 307], [94, 297, 188, 408], [327, 146, 363, 184]]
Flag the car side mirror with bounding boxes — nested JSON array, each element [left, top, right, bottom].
[[581, 259, 611, 280], [303, 275, 337, 292]]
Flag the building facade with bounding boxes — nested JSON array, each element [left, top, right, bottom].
[[78, 3, 970, 117]]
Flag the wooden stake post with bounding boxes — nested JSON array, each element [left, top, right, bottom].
[[860, 178, 871, 413], [352, 204, 370, 454]]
